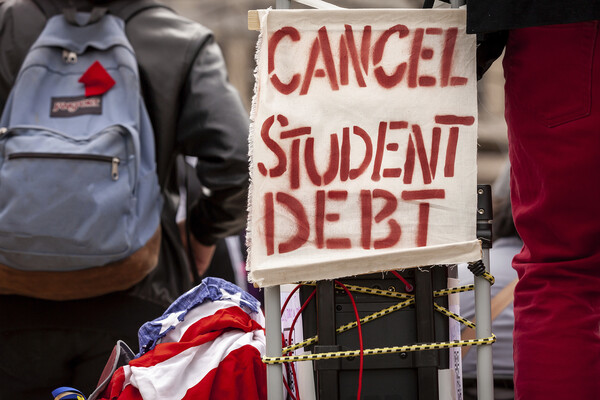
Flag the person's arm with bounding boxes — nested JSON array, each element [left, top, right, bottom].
[[177, 220, 216, 277], [176, 33, 250, 274]]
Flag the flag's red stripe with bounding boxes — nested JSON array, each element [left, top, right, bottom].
[[182, 345, 267, 400]]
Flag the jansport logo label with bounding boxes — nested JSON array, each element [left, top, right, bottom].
[[50, 96, 102, 117]]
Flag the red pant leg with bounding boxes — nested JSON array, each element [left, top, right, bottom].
[[503, 21, 600, 400]]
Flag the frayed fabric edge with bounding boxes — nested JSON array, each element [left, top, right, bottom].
[[246, 8, 272, 286]]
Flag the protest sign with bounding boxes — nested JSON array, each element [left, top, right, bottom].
[[248, 9, 480, 287]]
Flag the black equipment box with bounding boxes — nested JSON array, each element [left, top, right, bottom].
[[299, 265, 454, 400]]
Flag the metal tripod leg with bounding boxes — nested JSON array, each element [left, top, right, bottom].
[[475, 185, 494, 400], [474, 249, 494, 400]]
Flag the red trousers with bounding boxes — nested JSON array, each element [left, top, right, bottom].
[[503, 21, 600, 399]]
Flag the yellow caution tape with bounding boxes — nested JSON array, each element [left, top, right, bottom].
[[266, 334, 496, 364], [277, 269, 495, 364]]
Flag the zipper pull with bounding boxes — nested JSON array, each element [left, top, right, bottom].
[[62, 50, 78, 64], [111, 157, 120, 181]]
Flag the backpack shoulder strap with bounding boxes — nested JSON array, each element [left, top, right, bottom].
[[29, 0, 60, 17]]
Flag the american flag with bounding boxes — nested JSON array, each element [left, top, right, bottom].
[[95, 278, 267, 400]]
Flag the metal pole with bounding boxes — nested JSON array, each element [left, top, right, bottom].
[[474, 250, 494, 400], [265, 285, 284, 400], [474, 184, 494, 400], [458, 0, 494, 397]]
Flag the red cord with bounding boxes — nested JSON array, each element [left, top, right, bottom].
[[288, 289, 317, 353], [279, 283, 303, 399], [280, 284, 301, 399], [281, 287, 317, 400], [391, 270, 414, 292], [287, 288, 317, 400], [281, 284, 302, 316], [335, 280, 363, 400]]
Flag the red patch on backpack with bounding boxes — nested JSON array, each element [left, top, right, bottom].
[[78, 61, 115, 97]]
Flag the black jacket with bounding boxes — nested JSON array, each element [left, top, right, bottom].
[[466, 0, 600, 33], [0, 0, 250, 305], [464, 0, 599, 78]]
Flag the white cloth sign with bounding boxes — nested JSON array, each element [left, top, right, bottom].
[[248, 9, 480, 287]]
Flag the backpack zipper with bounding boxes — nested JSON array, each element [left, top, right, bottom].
[[8, 152, 120, 181]]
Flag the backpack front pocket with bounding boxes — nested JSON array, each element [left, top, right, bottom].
[[0, 125, 136, 271]]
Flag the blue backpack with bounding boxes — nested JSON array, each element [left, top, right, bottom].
[[0, 9, 162, 271]]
